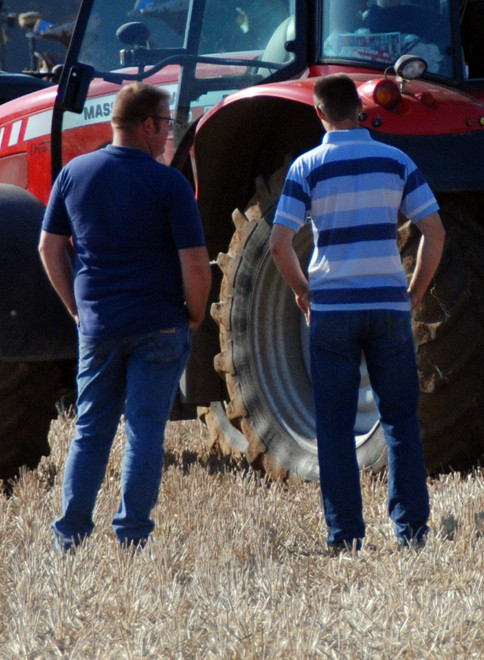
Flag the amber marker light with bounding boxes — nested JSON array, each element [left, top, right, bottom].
[[373, 79, 402, 110]]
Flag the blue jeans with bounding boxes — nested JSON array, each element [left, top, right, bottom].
[[310, 310, 429, 547], [52, 327, 191, 549]]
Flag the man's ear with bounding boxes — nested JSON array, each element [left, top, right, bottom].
[[140, 115, 155, 136], [315, 104, 325, 120]]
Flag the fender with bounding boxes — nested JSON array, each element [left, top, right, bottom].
[[182, 95, 322, 405], [198, 75, 484, 192], [0, 184, 77, 360]]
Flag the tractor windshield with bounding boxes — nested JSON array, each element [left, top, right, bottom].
[[77, 0, 297, 80], [322, 0, 455, 79]]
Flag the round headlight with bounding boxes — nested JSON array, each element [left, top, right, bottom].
[[394, 54, 427, 80]]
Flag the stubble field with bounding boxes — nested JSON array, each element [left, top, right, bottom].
[[0, 415, 483, 659]]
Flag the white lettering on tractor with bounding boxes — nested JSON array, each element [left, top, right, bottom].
[[19, 84, 179, 145]]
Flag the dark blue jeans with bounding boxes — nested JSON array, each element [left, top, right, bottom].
[[310, 310, 429, 547], [52, 327, 191, 550]]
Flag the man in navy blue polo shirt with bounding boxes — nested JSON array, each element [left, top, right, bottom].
[[39, 82, 211, 551], [270, 73, 445, 554]]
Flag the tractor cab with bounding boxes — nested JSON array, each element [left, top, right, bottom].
[[70, 1, 483, 78]]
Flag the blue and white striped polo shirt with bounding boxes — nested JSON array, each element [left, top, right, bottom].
[[274, 128, 439, 311]]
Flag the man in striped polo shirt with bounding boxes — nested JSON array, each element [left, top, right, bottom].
[[270, 73, 446, 554]]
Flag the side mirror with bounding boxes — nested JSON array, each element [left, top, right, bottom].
[[116, 21, 150, 47], [58, 63, 94, 113]]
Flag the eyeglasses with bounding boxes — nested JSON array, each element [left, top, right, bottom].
[[150, 115, 180, 127]]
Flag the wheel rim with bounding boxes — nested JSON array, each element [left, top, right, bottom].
[[236, 222, 380, 458]]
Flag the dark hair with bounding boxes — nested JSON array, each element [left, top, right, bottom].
[[111, 82, 170, 131], [313, 74, 361, 122]]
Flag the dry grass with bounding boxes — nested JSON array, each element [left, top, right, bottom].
[[0, 416, 483, 659]]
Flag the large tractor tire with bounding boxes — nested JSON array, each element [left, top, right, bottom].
[[209, 168, 386, 481], [0, 361, 62, 486], [208, 169, 484, 479], [400, 191, 484, 472]]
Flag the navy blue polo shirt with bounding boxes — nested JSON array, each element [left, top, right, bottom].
[[42, 145, 205, 340]]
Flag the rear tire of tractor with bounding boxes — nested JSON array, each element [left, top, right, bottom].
[[208, 170, 484, 479], [0, 361, 62, 487], [400, 191, 484, 472], [209, 168, 385, 480]]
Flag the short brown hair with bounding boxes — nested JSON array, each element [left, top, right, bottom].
[[313, 74, 361, 122], [111, 82, 170, 132]]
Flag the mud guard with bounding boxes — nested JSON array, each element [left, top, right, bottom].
[[0, 184, 77, 361]]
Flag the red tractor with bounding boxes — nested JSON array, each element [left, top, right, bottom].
[[0, 0, 483, 484]]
